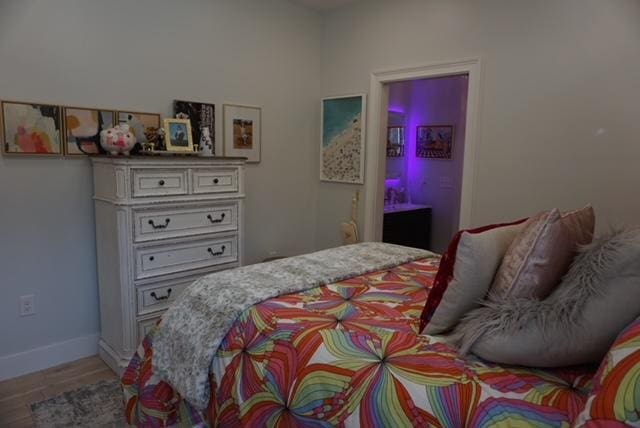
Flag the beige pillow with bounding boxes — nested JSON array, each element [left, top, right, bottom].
[[491, 206, 595, 298], [424, 222, 525, 335]]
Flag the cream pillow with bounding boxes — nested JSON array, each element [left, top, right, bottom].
[[424, 222, 525, 335], [491, 206, 595, 298]]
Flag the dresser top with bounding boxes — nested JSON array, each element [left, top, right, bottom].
[[90, 155, 246, 166]]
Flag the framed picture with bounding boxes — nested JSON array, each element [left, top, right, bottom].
[[174, 100, 215, 155], [63, 107, 115, 156], [416, 125, 454, 160], [387, 126, 405, 157], [163, 118, 193, 152], [320, 94, 366, 184], [117, 111, 161, 144], [223, 104, 261, 163], [1, 101, 62, 155]]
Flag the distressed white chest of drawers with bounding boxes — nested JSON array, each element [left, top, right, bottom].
[[90, 156, 245, 373]]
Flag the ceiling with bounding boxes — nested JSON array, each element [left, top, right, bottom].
[[293, 0, 358, 12]]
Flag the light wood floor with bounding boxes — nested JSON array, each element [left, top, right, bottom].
[[0, 356, 117, 427]]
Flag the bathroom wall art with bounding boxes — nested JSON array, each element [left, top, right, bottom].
[[223, 104, 261, 163], [320, 94, 366, 184], [416, 125, 454, 160], [174, 100, 215, 155], [1, 101, 62, 155], [386, 126, 405, 157], [63, 107, 115, 155]]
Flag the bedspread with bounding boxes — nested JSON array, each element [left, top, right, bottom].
[[123, 257, 596, 427]]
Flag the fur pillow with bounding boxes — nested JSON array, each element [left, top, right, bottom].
[[452, 228, 640, 367]]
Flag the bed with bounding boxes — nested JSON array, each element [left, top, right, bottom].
[[121, 244, 639, 427]]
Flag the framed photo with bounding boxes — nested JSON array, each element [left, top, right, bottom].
[[1, 101, 62, 155], [223, 104, 261, 163], [174, 100, 215, 155], [163, 118, 193, 152], [387, 126, 405, 157], [117, 111, 161, 144], [416, 125, 454, 160], [63, 107, 115, 156], [320, 94, 366, 184]]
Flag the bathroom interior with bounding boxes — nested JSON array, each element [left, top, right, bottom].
[[382, 74, 469, 253]]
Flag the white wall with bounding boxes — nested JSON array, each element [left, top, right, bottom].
[[0, 0, 322, 373], [317, 0, 640, 250]]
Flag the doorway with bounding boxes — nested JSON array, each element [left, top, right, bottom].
[[381, 75, 469, 253], [362, 58, 482, 252]]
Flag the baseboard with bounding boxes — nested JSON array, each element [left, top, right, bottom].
[[0, 333, 100, 381]]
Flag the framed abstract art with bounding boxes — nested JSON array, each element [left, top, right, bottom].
[[416, 125, 454, 160], [1, 101, 62, 155], [320, 94, 366, 184], [174, 100, 215, 155], [223, 104, 261, 163], [117, 111, 161, 145], [63, 106, 115, 155]]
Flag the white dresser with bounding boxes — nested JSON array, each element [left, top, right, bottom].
[[90, 156, 245, 373]]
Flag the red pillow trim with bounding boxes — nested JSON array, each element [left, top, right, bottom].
[[419, 218, 527, 333]]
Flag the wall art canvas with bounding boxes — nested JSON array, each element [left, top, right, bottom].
[[64, 107, 115, 155], [223, 104, 261, 163], [117, 111, 161, 144], [163, 118, 193, 152], [416, 125, 454, 160], [173, 100, 215, 156], [1, 101, 62, 155], [320, 94, 366, 184]]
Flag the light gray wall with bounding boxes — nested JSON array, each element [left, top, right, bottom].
[[0, 0, 322, 357], [317, 0, 640, 250]]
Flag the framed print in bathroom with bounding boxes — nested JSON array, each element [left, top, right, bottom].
[[163, 118, 194, 152], [63, 107, 115, 155], [320, 94, 366, 184], [416, 125, 454, 160], [117, 111, 161, 144], [386, 126, 405, 157], [174, 100, 215, 156], [1, 101, 62, 155], [223, 104, 261, 163]]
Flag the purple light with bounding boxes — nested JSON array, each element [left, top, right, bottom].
[[385, 178, 402, 188]]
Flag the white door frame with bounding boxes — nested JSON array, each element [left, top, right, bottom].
[[363, 58, 482, 242]]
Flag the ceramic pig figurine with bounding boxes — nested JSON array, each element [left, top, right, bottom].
[[100, 124, 137, 155]]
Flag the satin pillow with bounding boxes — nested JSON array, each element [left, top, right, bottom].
[[490, 205, 595, 299], [419, 218, 526, 334]]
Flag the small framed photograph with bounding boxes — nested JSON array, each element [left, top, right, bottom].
[[117, 111, 161, 144], [416, 125, 454, 160], [63, 106, 115, 156], [163, 118, 193, 152], [1, 101, 62, 155], [223, 104, 261, 163]]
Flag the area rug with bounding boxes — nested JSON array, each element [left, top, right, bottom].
[[31, 379, 125, 427]]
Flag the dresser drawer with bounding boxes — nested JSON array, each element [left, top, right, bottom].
[[133, 203, 238, 243], [137, 315, 162, 343], [137, 278, 191, 316], [134, 235, 238, 280], [192, 169, 238, 194], [131, 169, 188, 198]]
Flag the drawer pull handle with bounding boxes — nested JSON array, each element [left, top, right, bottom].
[[149, 256, 155, 261], [158, 180, 165, 186], [207, 213, 226, 224], [213, 178, 220, 184], [149, 218, 171, 229], [150, 288, 172, 301], [207, 245, 226, 256]]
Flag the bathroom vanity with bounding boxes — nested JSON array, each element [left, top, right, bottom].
[[382, 204, 432, 250]]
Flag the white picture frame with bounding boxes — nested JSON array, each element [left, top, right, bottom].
[[320, 94, 367, 184], [223, 104, 261, 163]]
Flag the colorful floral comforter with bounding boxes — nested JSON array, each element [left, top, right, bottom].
[[123, 257, 620, 427]]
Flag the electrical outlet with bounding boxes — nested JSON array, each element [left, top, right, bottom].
[[20, 295, 35, 316]]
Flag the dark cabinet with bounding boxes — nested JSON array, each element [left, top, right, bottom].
[[383, 207, 432, 251]]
